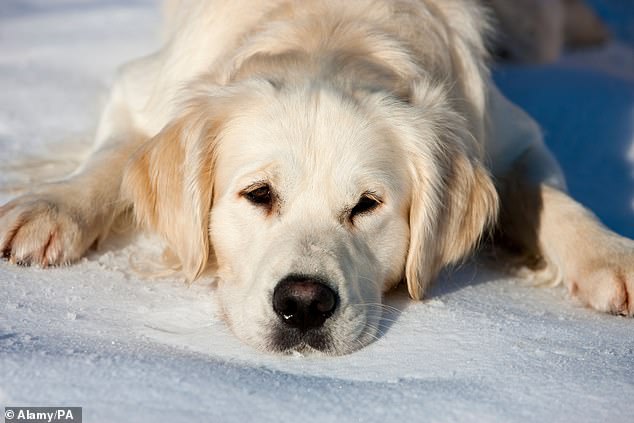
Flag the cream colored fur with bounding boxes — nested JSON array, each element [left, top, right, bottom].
[[0, 0, 632, 355], [486, 0, 608, 63]]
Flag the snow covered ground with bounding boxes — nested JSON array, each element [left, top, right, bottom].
[[1, 1, 633, 422]]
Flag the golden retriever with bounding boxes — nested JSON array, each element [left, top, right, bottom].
[[486, 0, 608, 63], [1, 0, 632, 355]]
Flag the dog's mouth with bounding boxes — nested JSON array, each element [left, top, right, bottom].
[[268, 325, 334, 354], [219, 273, 383, 355]]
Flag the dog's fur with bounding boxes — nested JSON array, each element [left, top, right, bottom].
[[487, 0, 609, 63], [1, 0, 632, 355]]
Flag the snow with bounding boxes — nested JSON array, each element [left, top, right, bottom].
[[1, 1, 633, 422]]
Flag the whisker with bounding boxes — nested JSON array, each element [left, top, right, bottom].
[[348, 303, 402, 315], [358, 325, 384, 344], [360, 324, 383, 339], [345, 308, 401, 326], [354, 302, 402, 313], [143, 322, 216, 335], [377, 318, 400, 325], [356, 275, 381, 285]]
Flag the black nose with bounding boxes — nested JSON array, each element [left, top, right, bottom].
[[272, 275, 338, 332]]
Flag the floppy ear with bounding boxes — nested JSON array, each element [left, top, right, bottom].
[[122, 106, 220, 281], [381, 80, 499, 300], [405, 150, 498, 300]]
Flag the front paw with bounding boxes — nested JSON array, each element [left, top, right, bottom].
[[566, 243, 634, 317], [0, 194, 93, 266]]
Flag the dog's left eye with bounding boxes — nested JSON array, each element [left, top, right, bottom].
[[350, 193, 381, 220], [243, 184, 273, 207]]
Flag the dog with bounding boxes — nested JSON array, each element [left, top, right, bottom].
[[486, 0, 609, 63], [1, 0, 632, 355]]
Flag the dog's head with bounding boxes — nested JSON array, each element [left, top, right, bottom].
[[123, 78, 498, 355]]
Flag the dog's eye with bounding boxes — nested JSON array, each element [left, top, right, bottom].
[[350, 193, 381, 220], [243, 184, 273, 207]]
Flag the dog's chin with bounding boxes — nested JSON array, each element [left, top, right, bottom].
[[267, 326, 334, 355], [262, 320, 379, 356], [274, 342, 330, 357]]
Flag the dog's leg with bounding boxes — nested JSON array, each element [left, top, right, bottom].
[[489, 84, 633, 316], [0, 73, 147, 266], [497, 142, 634, 316]]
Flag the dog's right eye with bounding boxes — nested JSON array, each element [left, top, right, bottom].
[[242, 184, 273, 208]]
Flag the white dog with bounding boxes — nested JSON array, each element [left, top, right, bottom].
[[1, 0, 632, 355], [486, 0, 608, 63]]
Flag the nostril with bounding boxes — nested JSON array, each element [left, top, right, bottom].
[[313, 285, 336, 314], [273, 275, 338, 331]]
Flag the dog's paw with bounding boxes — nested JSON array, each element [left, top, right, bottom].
[[0, 194, 92, 266], [565, 241, 634, 317]]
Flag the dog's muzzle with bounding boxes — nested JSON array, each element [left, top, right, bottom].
[[270, 274, 339, 352]]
